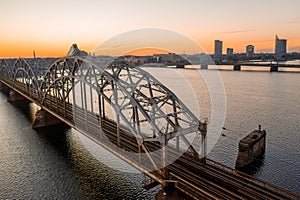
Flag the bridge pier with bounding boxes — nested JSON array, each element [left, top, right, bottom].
[[155, 187, 187, 200], [176, 64, 185, 68], [0, 82, 6, 90], [270, 65, 278, 72], [8, 90, 27, 102], [32, 109, 63, 129], [0, 82, 9, 94], [233, 64, 241, 71], [200, 64, 208, 70], [160, 181, 177, 198]]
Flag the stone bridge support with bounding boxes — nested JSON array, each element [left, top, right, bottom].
[[200, 64, 208, 69], [8, 90, 26, 102], [32, 109, 63, 129], [0, 82, 9, 93], [0, 82, 5, 90], [233, 64, 241, 71], [270, 65, 279, 72]]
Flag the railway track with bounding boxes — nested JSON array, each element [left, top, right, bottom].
[[2, 80, 299, 199], [98, 119, 299, 200]]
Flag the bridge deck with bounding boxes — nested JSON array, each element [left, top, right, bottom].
[[0, 56, 299, 199], [1, 80, 299, 199]]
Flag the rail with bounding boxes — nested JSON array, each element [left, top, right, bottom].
[[1, 57, 299, 199]]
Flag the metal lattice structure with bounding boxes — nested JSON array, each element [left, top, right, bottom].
[[0, 56, 206, 179], [2, 57, 300, 200]]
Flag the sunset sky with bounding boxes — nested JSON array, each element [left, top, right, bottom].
[[1, 0, 300, 57]]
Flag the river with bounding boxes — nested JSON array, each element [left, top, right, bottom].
[[0, 68, 299, 199]]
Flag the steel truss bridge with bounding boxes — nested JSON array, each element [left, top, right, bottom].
[[0, 57, 299, 200]]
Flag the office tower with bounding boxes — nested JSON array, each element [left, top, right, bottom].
[[227, 48, 233, 55], [246, 45, 254, 58], [214, 40, 223, 61], [275, 35, 287, 60]]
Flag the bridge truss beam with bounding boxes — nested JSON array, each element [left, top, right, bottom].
[[0, 56, 207, 180]]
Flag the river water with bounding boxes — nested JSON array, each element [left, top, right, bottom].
[[0, 68, 299, 199]]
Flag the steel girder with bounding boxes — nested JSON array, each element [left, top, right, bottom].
[[0, 59, 12, 80], [0, 57, 206, 167], [40, 58, 78, 104], [40, 57, 204, 140], [0, 58, 41, 100]]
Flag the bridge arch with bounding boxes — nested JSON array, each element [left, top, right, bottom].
[[39, 56, 205, 172], [0, 56, 207, 174], [11, 58, 41, 100], [0, 59, 13, 81], [40, 58, 78, 103], [0, 56, 297, 200], [41, 57, 202, 140]]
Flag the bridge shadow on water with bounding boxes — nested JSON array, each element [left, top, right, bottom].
[[6, 99, 158, 199], [8, 99, 38, 124], [7, 98, 74, 159]]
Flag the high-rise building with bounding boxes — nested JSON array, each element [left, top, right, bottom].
[[227, 48, 233, 55], [246, 45, 254, 58], [275, 35, 287, 60], [214, 40, 223, 61]]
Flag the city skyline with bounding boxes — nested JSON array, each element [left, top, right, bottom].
[[1, 0, 300, 57]]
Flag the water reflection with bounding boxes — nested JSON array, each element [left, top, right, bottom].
[[8, 100, 39, 123], [35, 124, 71, 157], [1, 68, 300, 196], [34, 119, 158, 199]]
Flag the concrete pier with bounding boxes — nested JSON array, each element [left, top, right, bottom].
[[8, 90, 26, 102], [200, 64, 208, 69], [155, 188, 191, 200], [32, 109, 63, 129], [0, 82, 5, 90], [270, 65, 279, 72], [236, 126, 266, 168], [0, 82, 9, 94], [176, 64, 185, 68], [233, 64, 241, 71]]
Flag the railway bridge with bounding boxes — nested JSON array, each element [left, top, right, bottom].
[[0, 57, 299, 199]]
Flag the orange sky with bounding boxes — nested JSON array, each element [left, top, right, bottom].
[[125, 48, 170, 56], [1, 0, 300, 58]]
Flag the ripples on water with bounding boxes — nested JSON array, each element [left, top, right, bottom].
[[0, 69, 299, 198], [0, 95, 159, 199], [207, 70, 300, 194]]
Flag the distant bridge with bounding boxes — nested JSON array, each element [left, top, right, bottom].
[[209, 61, 300, 72], [0, 57, 299, 199]]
